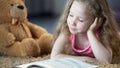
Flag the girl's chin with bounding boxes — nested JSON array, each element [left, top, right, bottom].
[[70, 31, 87, 34], [70, 31, 79, 34]]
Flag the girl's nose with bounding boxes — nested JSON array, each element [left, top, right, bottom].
[[71, 17, 77, 26]]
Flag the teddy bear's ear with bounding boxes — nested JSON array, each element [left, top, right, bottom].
[[22, 0, 25, 2]]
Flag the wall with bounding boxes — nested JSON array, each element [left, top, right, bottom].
[[25, 0, 120, 19], [25, 0, 67, 17], [109, 0, 120, 10], [53, 0, 67, 15]]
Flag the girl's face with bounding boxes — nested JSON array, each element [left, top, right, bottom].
[[67, 1, 94, 34]]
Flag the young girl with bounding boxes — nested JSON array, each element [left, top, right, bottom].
[[51, 0, 120, 63]]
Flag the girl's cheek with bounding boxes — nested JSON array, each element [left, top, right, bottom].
[[67, 17, 71, 23], [67, 18, 69, 25]]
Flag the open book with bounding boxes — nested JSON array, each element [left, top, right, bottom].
[[13, 58, 98, 68]]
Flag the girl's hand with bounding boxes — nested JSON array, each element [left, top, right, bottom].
[[88, 17, 103, 33]]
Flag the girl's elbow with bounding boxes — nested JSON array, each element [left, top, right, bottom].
[[50, 54, 59, 59], [51, 53, 63, 59], [107, 56, 112, 63], [97, 56, 112, 63], [104, 53, 112, 63], [50, 55, 56, 59], [50, 54, 56, 59], [103, 57, 112, 63], [97, 51, 112, 63]]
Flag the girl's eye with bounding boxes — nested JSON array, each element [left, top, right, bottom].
[[69, 13, 73, 17], [78, 19, 84, 22]]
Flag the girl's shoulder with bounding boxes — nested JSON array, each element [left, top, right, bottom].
[[59, 33, 67, 39], [56, 33, 68, 42]]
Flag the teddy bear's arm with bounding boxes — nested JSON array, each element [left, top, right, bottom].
[[27, 22, 48, 38], [0, 26, 15, 47]]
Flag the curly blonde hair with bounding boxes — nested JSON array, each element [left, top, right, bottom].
[[54, 0, 120, 63]]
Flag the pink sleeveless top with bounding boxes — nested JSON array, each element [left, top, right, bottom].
[[70, 34, 95, 58]]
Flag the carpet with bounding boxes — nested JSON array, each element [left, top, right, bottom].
[[0, 55, 50, 68], [0, 54, 120, 68]]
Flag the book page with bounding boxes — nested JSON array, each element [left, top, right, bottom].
[[14, 58, 98, 68]]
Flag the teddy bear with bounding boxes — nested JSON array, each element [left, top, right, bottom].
[[0, 0, 53, 57]]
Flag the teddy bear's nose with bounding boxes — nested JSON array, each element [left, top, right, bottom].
[[17, 5, 24, 10]]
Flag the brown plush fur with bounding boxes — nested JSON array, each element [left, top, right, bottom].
[[0, 0, 53, 57]]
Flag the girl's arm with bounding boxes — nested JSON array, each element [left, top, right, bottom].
[[87, 17, 112, 62], [50, 33, 67, 59], [50, 33, 97, 63], [87, 31, 112, 62]]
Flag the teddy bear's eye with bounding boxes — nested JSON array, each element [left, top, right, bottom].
[[10, 4, 14, 6]]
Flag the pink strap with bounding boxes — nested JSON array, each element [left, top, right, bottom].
[[70, 34, 94, 57]]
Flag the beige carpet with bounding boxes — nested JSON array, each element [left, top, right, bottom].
[[0, 54, 120, 68], [0, 55, 50, 68]]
